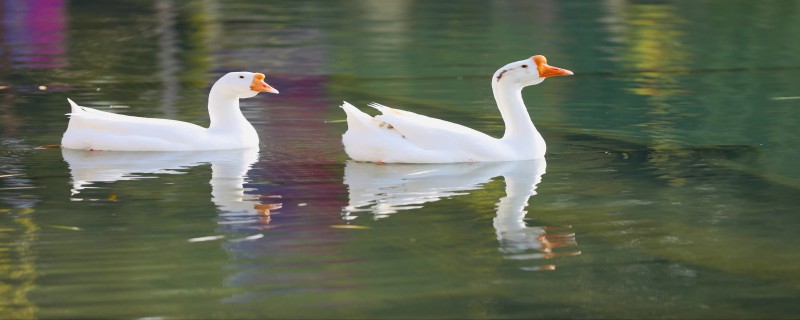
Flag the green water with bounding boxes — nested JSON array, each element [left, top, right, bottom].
[[2, 0, 800, 318]]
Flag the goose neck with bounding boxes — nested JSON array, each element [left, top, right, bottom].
[[207, 90, 247, 131], [492, 80, 538, 141]]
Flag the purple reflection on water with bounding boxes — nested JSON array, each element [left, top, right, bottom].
[[1, 0, 67, 68]]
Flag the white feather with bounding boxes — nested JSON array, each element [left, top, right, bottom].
[[340, 56, 573, 163], [60, 72, 276, 151]]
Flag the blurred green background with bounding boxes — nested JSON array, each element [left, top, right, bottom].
[[1, 1, 799, 318]]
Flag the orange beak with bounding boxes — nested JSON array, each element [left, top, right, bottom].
[[250, 73, 279, 94], [533, 55, 574, 78]]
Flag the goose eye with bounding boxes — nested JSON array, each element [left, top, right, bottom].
[[522, 65, 528, 68], [239, 75, 245, 79]]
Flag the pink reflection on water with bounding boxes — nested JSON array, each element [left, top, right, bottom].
[[2, 0, 67, 68]]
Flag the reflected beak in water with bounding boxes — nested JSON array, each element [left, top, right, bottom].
[[255, 203, 283, 216], [250, 73, 279, 94]]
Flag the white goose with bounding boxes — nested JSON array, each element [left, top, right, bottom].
[[341, 55, 573, 163], [61, 72, 278, 151]]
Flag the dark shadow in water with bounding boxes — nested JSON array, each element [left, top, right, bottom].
[[342, 160, 580, 270]]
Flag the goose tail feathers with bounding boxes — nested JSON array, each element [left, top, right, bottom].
[[340, 101, 376, 131], [66, 98, 83, 115]]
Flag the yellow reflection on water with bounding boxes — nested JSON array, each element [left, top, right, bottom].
[[0, 208, 38, 319], [603, 1, 692, 187]]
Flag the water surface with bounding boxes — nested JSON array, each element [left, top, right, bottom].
[[2, 1, 800, 318]]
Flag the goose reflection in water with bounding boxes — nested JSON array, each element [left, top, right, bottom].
[[343, 159, 580, 270], [61, 148, 278, 226]]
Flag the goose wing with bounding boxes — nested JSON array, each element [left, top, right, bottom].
[[367, 102, 497, 150], [62, 99, 206, 150]]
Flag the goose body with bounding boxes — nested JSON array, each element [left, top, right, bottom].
[[61, 72, 278, 151], [341, 55, 572, 163]]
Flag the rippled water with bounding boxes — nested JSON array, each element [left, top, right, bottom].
[[2, 0, 800, 318]]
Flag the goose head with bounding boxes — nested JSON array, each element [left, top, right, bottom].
[[213, 72, 279, 99], [494, 55, 573, 87]]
